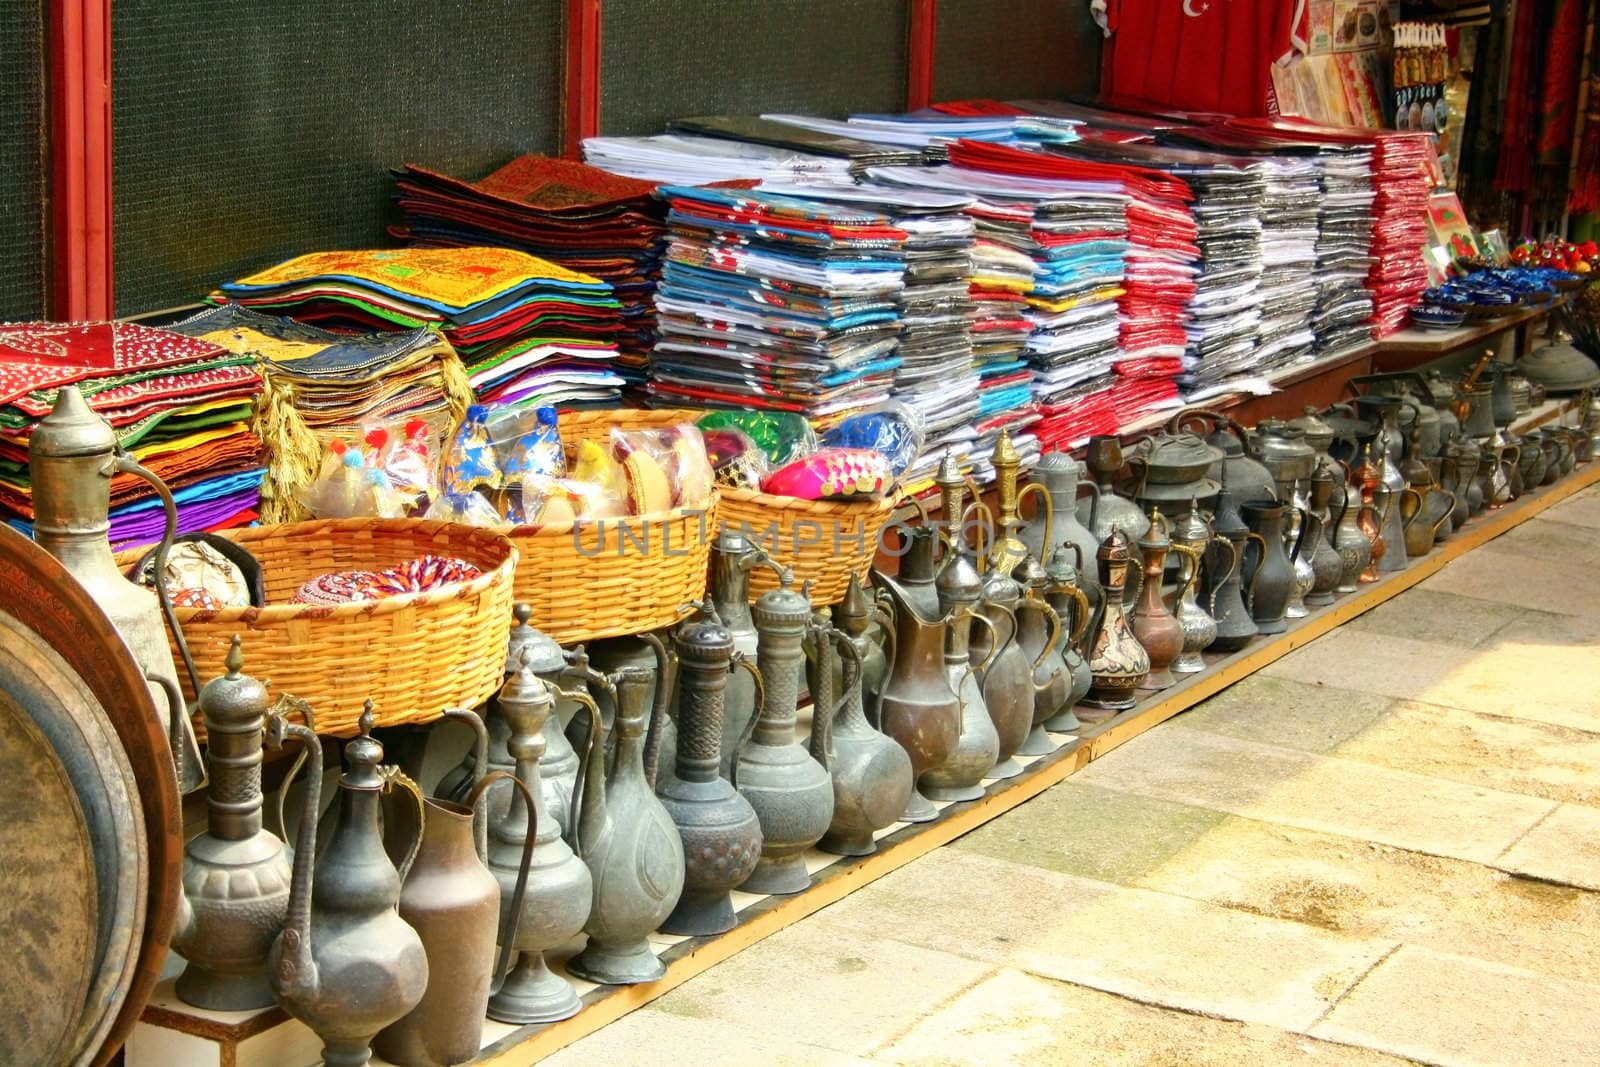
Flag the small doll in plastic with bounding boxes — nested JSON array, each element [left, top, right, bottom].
[[424, 404, 504, 526], [382, 418, 434, 507], [499, 405, 564, 523]]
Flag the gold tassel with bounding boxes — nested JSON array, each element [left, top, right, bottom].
[[435, 333, 474, 431], [251, 373, 319, 524]]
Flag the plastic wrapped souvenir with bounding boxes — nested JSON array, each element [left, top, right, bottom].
[[611, 423, 715, 513], [381, 418, 435, 506], [495, 405, 564, 522], [696, 410, 817, 467], [426, 404, 509, 526], [702, 427, 768, 490], [568, 439, 629, 518], [304, 440, 365, 518], [761, 447, 893, 500], [821, 401, 922, 480]]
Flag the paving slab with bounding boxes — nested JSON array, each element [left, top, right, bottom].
[[560, 911, 994, 1059], [1331, 699, 1600, 805], [1262, 627, 1600, 733], [1004, 874, 1393, 1031], [819, 850, 1388, 1031], [543, 1007, 877, 1066], [1496, 802, 1600, 891], [1343, 587, 1530, 648], [873, 967, 1414, 1067], [1171, 675, 1395, 754], [1311, 945, 1600, 1066], [1486, 512, 1600, 565], [1537, 482, 1600, 529], [1075, 726, 1555, 863], [1419, 537, 1600, 617], [950, 780, 1228, 884], [1129, 813, 1600, 986]]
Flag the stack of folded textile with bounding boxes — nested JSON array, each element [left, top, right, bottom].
[[759, 181, 980, 484], [583, 133, 857, 186], [0, 322, 264, 547], [945, 140, 1195, 429], [762, 111, 1081, 161], [392, 156, 666, 386], [647, 186, 906, 423], [215, 247, 627, 411], [168, 304, 472, 522], [1310, 147, 1377, 357], [1364, 134, 1433, 335], [1248, 156, 1322, 370], [668, 115, 925, 178]]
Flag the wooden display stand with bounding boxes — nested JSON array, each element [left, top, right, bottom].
[[128, 395, 1598, 1067]]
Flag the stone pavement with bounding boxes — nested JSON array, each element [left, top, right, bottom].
[[547, 485, 1600, 1067]]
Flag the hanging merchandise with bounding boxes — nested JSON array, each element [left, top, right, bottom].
[[1098, 0, 1309, 117], [1392, 22, 1450, 134]]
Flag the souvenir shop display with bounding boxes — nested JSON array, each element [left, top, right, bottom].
[[215, 247, 627, 413], [2, 322, 264, 543], [393, 155, 666, 382]]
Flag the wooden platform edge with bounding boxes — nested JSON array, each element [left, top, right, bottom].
[[471, 458, 1600, 1065]]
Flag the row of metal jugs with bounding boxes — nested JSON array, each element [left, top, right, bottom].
[[164, 399, 1598, 1067]]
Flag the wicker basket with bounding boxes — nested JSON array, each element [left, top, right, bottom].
[[717, 487, 899, 606], [555, 405, 701, 454], [146, 519, 516, 737], [507, 497, 716, 645]]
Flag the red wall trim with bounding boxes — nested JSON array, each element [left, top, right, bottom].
[[907, 0, 937, 111], [50, 0, 114, 319], [564, 0, 602, 158]]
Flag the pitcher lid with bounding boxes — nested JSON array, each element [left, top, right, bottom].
[[676, 602, 734, 661], [29, 385, 117, 460], [1035, 449, 1080, 476], [199, 635, 270, 729], [506, 602, 565, 675], [1013, 554, 1048, 590], [1098, 524, 1132, 561], [1137, 508, 1171, 552], [753, 566, 813, 632], [936, 549, 983, 605], [833, 572, 871, 635], [1172, 498, 1211, 545], [340, 701, 385, 790]]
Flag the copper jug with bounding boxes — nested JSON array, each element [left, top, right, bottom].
[[1042, 545, 1092, 730], [28, 384, 204, 791], [374, 749, 535, 1067], [1082, 526, 1150, 716], [1329, 479, 1372, 593], [266, 703, 428, 1067], [171, 638, 290, 1010], [1303, 461, 1345, 606], [872, 570, 961, 822], [569, 661, 686, 984], [808, 608, 913, 857], [985, 429, 1051, 576], [737, 569, 834, 895], [1129, 510, 1200, 691], [656, 606, 765, 935]]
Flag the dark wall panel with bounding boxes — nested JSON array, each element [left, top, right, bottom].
[[112, 0, 563, 315], [600, 0, 909, 136], [0, 0, 47, 321], [933, 0, 1101, 104]]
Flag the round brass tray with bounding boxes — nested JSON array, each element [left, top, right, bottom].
[[0, 526, 183, 1064], [0, 688, 99, 1065]]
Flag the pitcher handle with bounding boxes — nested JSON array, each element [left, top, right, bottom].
[[465, 769, 536, 995], [552, 685, 603, 850], [964, 607, 1004, 679], [1017, 482, 1052, 564], [1062, 582, 1091, 645], [1168, 544, 1202, 613], [1206, 537, 1242, 619], [378, 767, 427, 883], [638, 631, 676, 792], [1079, 480, 1102, 543], [145, 670, 194, 796], [115, 451, 202, 699], [268, 693, 317, 844], [442, 707, 490, 846], [1287, 505, 1309, 564], [727, 653, 764, 790], [870, 602, 898, 733], [1241, 532, 1270, 609], [1021, 591, 1063, 681]]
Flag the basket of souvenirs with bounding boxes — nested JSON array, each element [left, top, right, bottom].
[[125, 518, 516, 737], [696, 406, 916, 605]]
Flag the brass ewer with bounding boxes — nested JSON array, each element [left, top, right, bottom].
[[28, 384, 204, 791]]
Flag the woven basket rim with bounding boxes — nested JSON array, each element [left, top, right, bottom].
[[720, 486, 900, 514], [504, 497, 718, 537], [175, 518, 518, 623]]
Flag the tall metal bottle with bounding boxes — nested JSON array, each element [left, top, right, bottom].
[[28, 384, 203, 790]]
